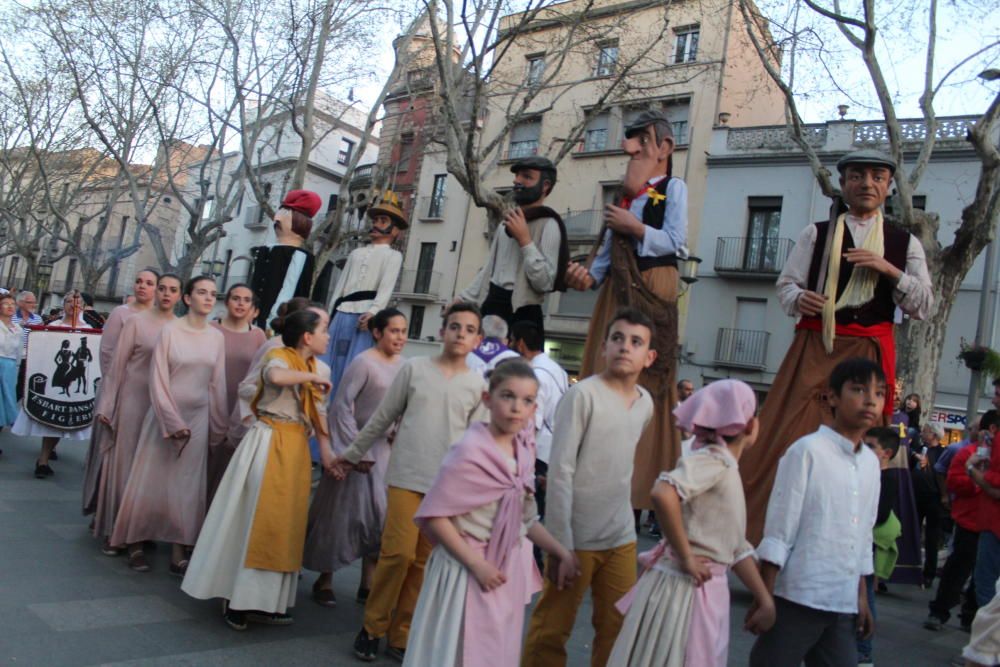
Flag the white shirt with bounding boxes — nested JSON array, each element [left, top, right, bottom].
[[328, 244, 403, 315], [757, 425, 880, 614], [776, 213, 933, 320], [0, 321, 24, 362], [530, 352, 568, 464]]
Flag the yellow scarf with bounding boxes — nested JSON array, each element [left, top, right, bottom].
[[251, 347, 328, 437], [821, 211, 885, 353]]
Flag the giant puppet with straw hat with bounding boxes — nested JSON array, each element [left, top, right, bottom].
[[249, 189, 323, 330], [740, 148, 934, 544], [321, 190, 407, 394]]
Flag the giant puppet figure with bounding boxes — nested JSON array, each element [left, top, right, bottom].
[[564, 109, 689, 510], [741, 149, 934, 543], [458, 156, 570, 336], [249, 189, 322, 330]]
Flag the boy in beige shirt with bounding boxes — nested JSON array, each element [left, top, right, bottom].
[[333, 303, 485, 662], [522, 308, 656, 667]]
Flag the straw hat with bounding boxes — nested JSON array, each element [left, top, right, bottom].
[[367, 190, 409, 229]]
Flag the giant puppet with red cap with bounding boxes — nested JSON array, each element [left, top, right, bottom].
[[740, 149, 934, 546], [249, 189, 322, 330]]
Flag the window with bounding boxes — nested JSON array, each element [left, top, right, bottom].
[[594, 41, 619, 77], [581, 112, 610, 152], [338, 137, 355, 166], [526, 55, 545, 86], [745, 197, 782, 271], [65, 258, 77, 290], [327, 194, 339, 213], [508, 119, 540, 160], [674, 26, 699, 64], [397, 134, 414, 172], [428, 174, 447, 218], [415, 242, 436, 294], [408, 305, 425, 340], [257, 182, 272, 226], [884, 194, 926, 218], [107, 215, 131, 294], [6, 256, 19, 288]]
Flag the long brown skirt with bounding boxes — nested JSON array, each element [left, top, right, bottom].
[[741, 327, 881, 543], [580, 265, 681, 510]]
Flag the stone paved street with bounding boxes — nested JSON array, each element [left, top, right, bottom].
[[0, 431, 973, 666]]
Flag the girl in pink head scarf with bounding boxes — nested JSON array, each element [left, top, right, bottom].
[[609, 379, 776, 667]]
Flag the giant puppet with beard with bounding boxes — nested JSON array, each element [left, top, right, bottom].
[[249, 190, 322, 330], [564, 109, 689, 511], [458, 156, 570, 336]]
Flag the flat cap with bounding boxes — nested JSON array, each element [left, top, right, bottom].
[[510, 156, 556, 174], [836, 149, 896, 175], [624, 110, 673, 136]]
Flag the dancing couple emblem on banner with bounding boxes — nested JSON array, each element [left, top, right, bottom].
[[24, 328, 102, 430]]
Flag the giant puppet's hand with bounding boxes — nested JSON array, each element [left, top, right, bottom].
[[844, 248, 903, 282], [603, 204, 645, 240], [564, 261, 595, 291], [502, 207, 532, 247]]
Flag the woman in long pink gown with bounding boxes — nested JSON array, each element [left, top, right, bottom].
[[110, 276, 228, 574], [207, 283, 267, 501], [303, 309, 407, 605], [92, 274, 181, 557], [82, 270, 159, 516]]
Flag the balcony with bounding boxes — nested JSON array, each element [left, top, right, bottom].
[[394, 269, 442, 301], [563, 209, 601, 237], [714, 328, 769, 370], [501, 141, 538, 162], [419, 195, 447, 221], [349, 163, 375, 190], [714, 236, 793, 279]]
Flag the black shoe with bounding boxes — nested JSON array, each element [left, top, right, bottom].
[[353, 628, 380, 662], [385, 645, 405, 662], [245, 610, 293, 625], [34, 462, 54, 478], [922, 576, 935, 590], [924, 613, 945, 631], [877, 581, 889, 594], [224, 608, 248, 631], [48, 450, 58, 461], [355, 586, 370, 604]]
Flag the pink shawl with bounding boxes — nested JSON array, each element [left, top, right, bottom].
[[414, 422, 541, 667]]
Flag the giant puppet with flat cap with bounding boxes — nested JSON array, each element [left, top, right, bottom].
[[249, 189, 322, 330], [741, 149, 934, 543], [322, 190, 406, 394], [563, 108, 689, 512], [457, 156, 569, 335]]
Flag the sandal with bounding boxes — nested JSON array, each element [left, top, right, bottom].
[[312, 579, 337, 607], [169, 559, 189, 577], [128, 550, 150, 572]]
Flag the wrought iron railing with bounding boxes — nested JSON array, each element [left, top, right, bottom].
[[395, 269, 442, 297], [714, 328, 769, 369], [714, 236, 793, 276]]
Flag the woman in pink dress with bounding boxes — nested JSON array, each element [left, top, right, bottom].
[[110, 276, 228, 574], [208, 283, 267, 501], [92, 274, 182, 557], [303, 308, 408, 605], [82, 270, 158, 515]]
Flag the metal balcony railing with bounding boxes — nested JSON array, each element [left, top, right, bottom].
[[714, 328, 769, 369], [349, 163, 375, 189], [562, 209, 601, 237], [714, 236, 793, 277], [419, 195, 447, 220], [503, 141, 538, 161], [395, 269, 442, 299]]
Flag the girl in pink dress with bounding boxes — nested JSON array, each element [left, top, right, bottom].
[[403, 359, 578, 667], [93, 274, 181, 560], [110, 276, 228, 575]]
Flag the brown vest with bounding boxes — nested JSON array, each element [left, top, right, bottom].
[[805, 218, 908, 326]]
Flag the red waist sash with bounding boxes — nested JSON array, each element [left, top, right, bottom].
[[796, 317, 895, 416]]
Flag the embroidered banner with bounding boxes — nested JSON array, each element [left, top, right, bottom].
[[23, 328, 102, 430]]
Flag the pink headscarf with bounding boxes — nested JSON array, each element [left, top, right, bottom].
[[673, 379, 756, 450]]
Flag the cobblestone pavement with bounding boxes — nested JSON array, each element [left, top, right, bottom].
[[0, 431, 971, 666]]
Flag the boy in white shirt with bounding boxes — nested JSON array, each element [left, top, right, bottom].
[[750, 357, 883, 667]]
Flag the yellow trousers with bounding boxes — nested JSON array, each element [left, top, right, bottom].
[[362, 486, 431, 648], [523, 541, 637, 667]]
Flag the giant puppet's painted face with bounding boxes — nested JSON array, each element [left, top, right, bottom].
[[621, 124, 673, 199]]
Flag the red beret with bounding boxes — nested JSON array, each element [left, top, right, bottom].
[[281, 190, 322, 218]]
